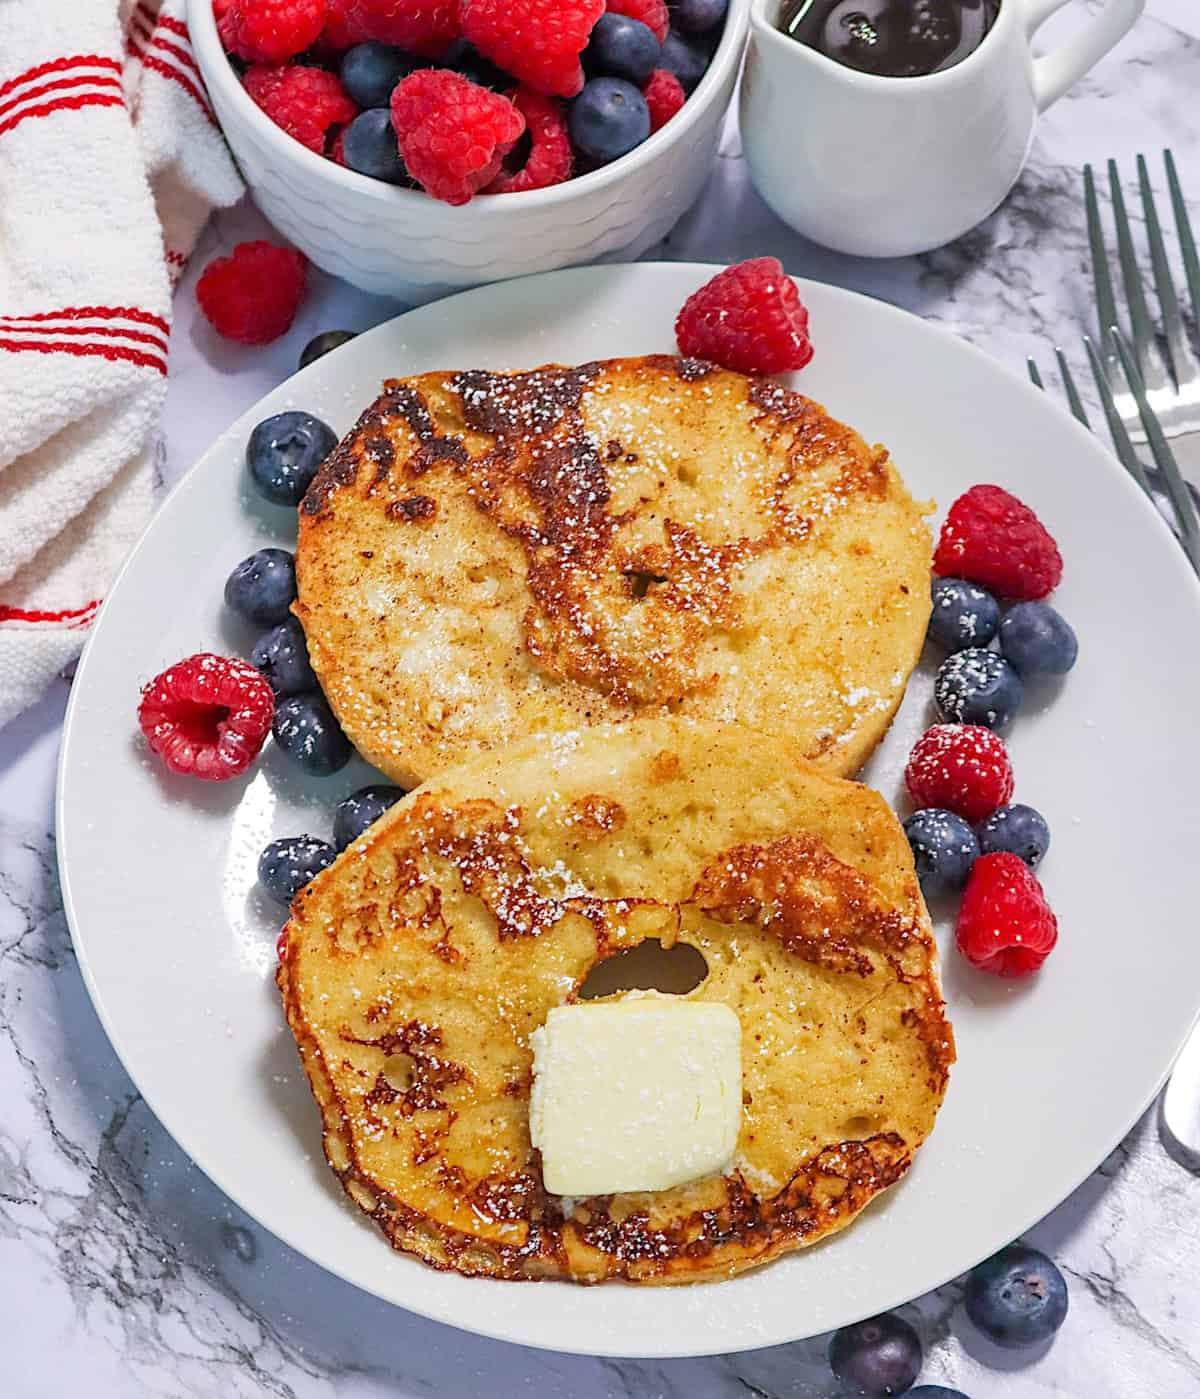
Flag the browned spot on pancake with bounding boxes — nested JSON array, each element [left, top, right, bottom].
[[346, 1020, 470, 1117], [453, 364, 600, 438], [568, 795, 626, 837], [365, 434, 395, 483], [387, 495, 437, 523], [676, 357, 715, 381], [379, 382, 438, 441], [651, 749, 681, 781], [408, 435, 468, 476], [605, 439, 623, 461]]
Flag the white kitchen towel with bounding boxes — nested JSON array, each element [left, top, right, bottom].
[[0, 0, 242, 728]]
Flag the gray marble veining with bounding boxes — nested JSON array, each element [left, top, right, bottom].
[[4, 2, 1200, 1392]]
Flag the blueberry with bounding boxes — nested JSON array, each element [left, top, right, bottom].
[[342, 108, 409, 184], [928, 577, 1000, 652], [908, 1390, 970, 1399], [333, 783, 406, 850], [659, 29, 709, 92], [247, 411, 337, 508], [445, 39, 511, 90], [976, 803, 1050, 869], [252, 615, 317, 697], [999, 601, 1078, 677], [223, 548, 296, 625], [257, 835, 336, 905], [569, 78, 650, 163], [829, 1312, 922, 1397], [934, 648, 1023, 729], [272, 693, 352, 775], [585, 14, 661, 85], [299, 329, 357, 370], [903, 808, 979, 896], [672, 0, 729, 35], [339, 42, 415, 108], [964, 1245, 1068, 1349]]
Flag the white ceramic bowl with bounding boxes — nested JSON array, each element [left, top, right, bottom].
[[188, 0, 749, 301]]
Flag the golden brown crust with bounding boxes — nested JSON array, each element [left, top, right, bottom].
[[278, 719, 953, 1284], [295, 357, 932, 787]]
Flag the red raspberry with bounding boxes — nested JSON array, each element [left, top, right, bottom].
[[643, 67, 684, 132], [956, 852, 1058, 977], [934, 484, 1063, 601], [218, 0, 327, 62], [214, 0, 234, 18], [461, 0, 604, 98], [138, 654, 274, 782], [243, 63, 357, 153], [606, 0, 668, 41], [391, 69, 524, 205], [324, 0, 459, 56], [485, 88, 572, 194], [675, 257, 814, 376], [905, 724, 1014, 825], [197, 240, 308, 344]]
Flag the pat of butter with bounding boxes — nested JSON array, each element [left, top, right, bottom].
[[529, 992, 742, 1197]]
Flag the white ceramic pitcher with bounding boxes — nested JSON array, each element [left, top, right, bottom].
[[740, 0, 1146, 257]]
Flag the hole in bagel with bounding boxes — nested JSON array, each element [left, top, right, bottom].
[[578, 939, 708, 1000]]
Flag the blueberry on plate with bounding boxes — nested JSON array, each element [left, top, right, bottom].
[[339, 41, 415, 109], [272, 693, 352, 775], [934, 647, 1023, 729], [252, 615, 317, 697], [585, 14, 661, 85], [333, 783, 407, 850], [299, 329, 357, 370], [569, 78, 651, 162], [659, 29, 710, 92], [928, 577, 1000, 652], [223, 548, 296, 626], [341, 108, 409, 184], [903, 808, 979, 895], [829, 1312, 923, 1397], [964, 1245, 1068, 1349], [672, 0, 729, 35], [258, 835, 336, 904], [976, 803, 1050, 869], [999, 601, 1078, 677], [246, 410, 337, 508], [908, 1389, 970, 1398]]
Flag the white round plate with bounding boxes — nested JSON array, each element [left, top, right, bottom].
[[59, 263, 1200, 1358]]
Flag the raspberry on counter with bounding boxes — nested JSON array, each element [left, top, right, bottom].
[[196, 241, 308, 344]]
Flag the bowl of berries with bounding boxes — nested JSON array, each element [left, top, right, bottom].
[[190, 0, 748, 300]]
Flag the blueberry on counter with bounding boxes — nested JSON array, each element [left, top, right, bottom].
[[934, 647, 1023, 729], [223, 548, 296, 626], [964, 1245, 1068, 1348], [903, 808, 979, 895], [999, 601, 1078, 676], [659, 29, 710, 91], [569, 78, 651, 162], [299, 330, 357, 370], [252, 615, 317, 697], [585, 14, 661, 85], [928, 577, 1000, 652], [672, 0, 729, 34], [258, 835, 336, 904], [829, 1312, 923, 1396], [247, 410, 337, 508], [976, 803, 1050, 869], [342, 108, 409, 184], [333, 783, 407, 850], [272, 693, 352, 775], [339, 41, 415, 108]]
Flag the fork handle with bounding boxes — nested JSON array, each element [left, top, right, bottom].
[[1024, 0, 1145, 111]]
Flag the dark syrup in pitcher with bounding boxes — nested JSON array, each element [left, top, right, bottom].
[[779, 0, 1000, 77]]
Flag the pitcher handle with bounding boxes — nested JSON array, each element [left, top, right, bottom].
[[1025, 0, 1145, 112]]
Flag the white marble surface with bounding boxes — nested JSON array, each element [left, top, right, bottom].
[[4, 2, 1200, 1393]]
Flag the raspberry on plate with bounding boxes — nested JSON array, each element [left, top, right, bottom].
[[934, 484, 1063, 600], [324, 0, 460, 57], [244, 63, 358, 153], [606, 0, 668, 41], [956, 852, 1058, 976], [197, 241, 308, 344], [391, 69, 524, 204], [218, 0, 327, 62], [461, 0, 605, 98], [905, 723, 1014, 825], [675, 257, 814, 376], [138, 654, 274, 782], [643, 66, 684, 131], [485, 88, 572, 194]]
